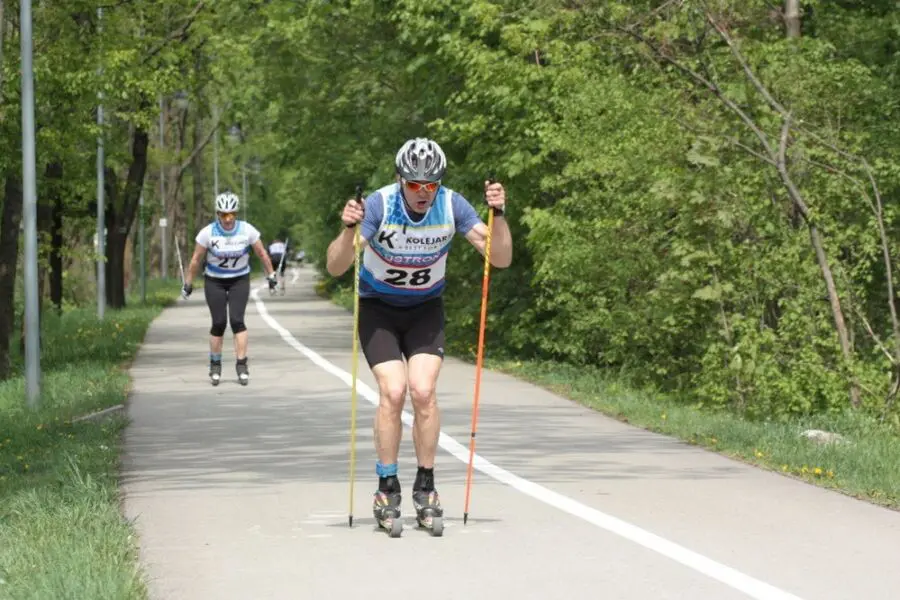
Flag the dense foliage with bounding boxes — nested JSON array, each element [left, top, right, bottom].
[[3, 0, 900, 424]]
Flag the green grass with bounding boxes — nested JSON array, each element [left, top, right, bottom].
[[0, 279, 181, 600], [485, 359, 900, 510], [323, 283, 900, 510]]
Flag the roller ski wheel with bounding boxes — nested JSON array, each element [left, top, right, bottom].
[[413, 490, 444, 537], [209, 361, 222, 386], [378, 516, 403, 538], [373, 491, 403, 538]]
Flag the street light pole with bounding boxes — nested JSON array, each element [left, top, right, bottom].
[[21, 0, 41, 406], [159, 94, 167, 280], [96, 6, 105, 320]]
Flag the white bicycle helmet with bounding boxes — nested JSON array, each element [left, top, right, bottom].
[[215, 192, 240, 213], [395, 138, 447, 182]]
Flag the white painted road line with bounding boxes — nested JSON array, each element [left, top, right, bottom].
[[250, 284, 805, 600]]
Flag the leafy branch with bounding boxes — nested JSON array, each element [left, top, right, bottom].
[[617, 5, 865, 406]]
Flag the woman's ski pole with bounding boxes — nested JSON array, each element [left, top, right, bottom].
[[463, 177, 496, 525], [348, 185, 363, 527]]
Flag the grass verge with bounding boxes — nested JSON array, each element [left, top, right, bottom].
[[323, 282, 900, 510], [484, 359, 900, 510], [0, 280, 181, 600]]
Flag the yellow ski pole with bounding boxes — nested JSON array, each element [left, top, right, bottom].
[[348, 185, 363, 527]]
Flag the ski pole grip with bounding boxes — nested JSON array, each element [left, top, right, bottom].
[[347, 185, 364, 228], [486, 174, 504, 217]]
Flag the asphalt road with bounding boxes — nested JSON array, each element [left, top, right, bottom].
[[121, 266, 900, 600]]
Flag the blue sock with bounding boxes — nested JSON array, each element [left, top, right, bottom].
[[209, 352, 222, 363], [377, 462, 399, 493], [376, 462, 398, 477]]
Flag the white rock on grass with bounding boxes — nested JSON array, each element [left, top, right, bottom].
[[801, 429, 848, 445]]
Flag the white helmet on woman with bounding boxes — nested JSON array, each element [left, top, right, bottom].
[[395, 138, 447, 182], [215, 192, 240, 213]]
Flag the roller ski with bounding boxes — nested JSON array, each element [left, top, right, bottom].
[[372, 490, 403, 538], [236, 359, 249, 386], [413, 490, 444, 536], [209, 360, 222, 386]]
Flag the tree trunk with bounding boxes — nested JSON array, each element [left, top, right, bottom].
[[36, 165, 56, 310], [164, 100, 188, 271], [785, 0, 801, 38], [191, 47, 208, 239], [0, 175, 23, 380], [106, 230, 128, 308], [0, 1, 5, 97], [776, 120, 861, 407], [21, 168, 58, 355], [105, 127, 150, 309], [192, 118, 206, 239], [50, 192, 63, 312], [44, 161, 64, 312]]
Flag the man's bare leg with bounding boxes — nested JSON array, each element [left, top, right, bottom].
[[407, 353, 443, 471], [407, 353, 444, 524]]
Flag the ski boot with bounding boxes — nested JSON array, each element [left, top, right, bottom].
[[236, 359, 249, 386], [413, 489, 444, 536], [209, 360, 222, 386], [372, 490, 403, 538]]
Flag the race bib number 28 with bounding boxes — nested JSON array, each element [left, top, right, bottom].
[[383, 267, 432, 288]]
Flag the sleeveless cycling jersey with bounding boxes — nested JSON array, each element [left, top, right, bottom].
[[359, 183, 457, 306], [195, 220, 260, 279]]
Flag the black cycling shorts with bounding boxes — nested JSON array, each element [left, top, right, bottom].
[[269, 253, 286, 274], [358, 296, 445, 368]]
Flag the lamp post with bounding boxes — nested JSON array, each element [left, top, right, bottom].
[[159, 94, 167, 280], [96, 6, 105, 319], [21, 0, 41, 406]]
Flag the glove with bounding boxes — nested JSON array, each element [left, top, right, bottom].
[[267, 273, 278, 289], [484, 180, 506, 216], [181, 282, 193, 299]]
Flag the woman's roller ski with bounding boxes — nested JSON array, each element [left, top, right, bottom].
[[209, 360, 221, 386], [208, 356, 249, 386]]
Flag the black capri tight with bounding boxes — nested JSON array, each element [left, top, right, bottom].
[[204, 274, 251, 336]]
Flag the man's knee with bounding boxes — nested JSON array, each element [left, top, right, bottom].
[[230, 320, 247, 334], [408, 378, 437, 413], [378, 380, 407, 414], [210, 322, 227, 337]]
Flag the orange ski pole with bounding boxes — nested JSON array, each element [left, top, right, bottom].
[[348, 185, 363, 527], [463, 177, 497, 525]]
